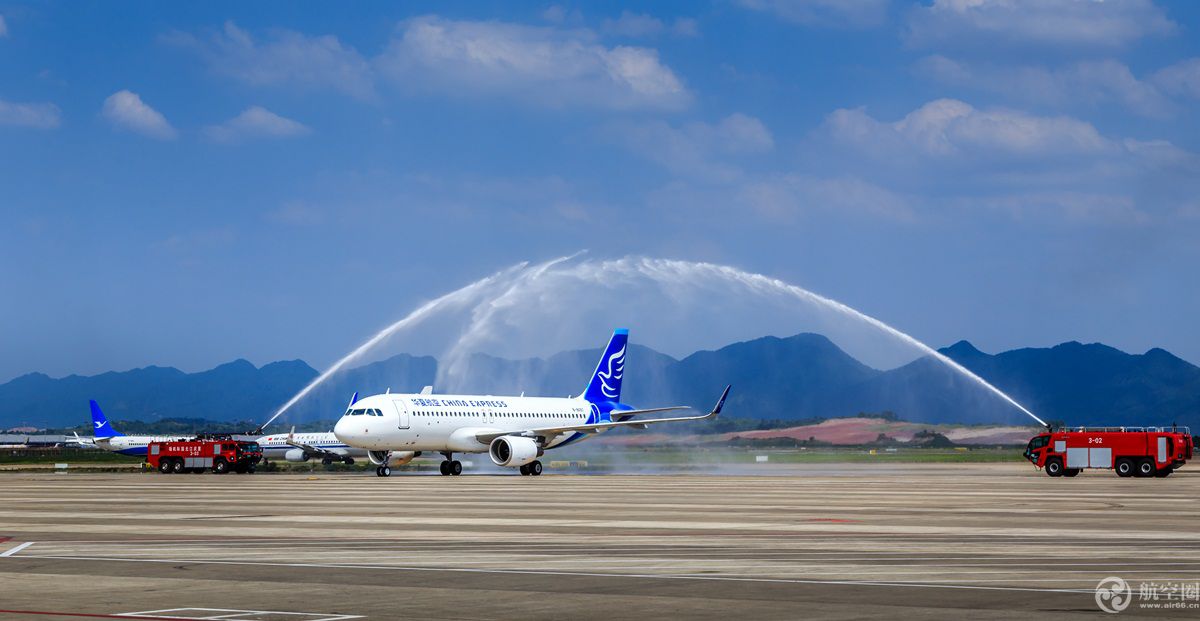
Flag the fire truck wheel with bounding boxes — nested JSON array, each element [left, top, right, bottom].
[[1045, 457, 1063, 477], [1115, 458, 1134, 477], [213, 459, 229, 474], [1063, 468, 1080, 477], [171, 460, 186, 474], [1136, 459, 1155, 477], [158, 460, 173, 474]]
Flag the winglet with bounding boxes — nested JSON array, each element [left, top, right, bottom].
[[709, 385, 731, 418]]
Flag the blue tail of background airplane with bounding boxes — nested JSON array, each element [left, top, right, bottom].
[[583, 329, 628, 404], [89, 400, 124, 438]]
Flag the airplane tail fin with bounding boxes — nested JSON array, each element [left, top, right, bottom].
[[89, 400, 124, 438], [582, 329, 628, 403]]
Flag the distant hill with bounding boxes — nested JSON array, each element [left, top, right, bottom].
[[3, 334, 1198, 430]]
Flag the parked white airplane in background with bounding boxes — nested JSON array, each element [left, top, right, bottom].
[[257, 428, 368, 465], [76, 400, 182, 456], [334, 329, 730, 476]]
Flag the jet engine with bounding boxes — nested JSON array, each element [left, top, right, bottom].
[[284, 448, 310, 462], [368, 450, 417, 466], [489, 436, 540, 467]]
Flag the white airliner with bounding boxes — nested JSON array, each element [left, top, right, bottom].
[[257, 428, 368, 465], [334, 329, 730, 476], [76, 400, 183, 456]]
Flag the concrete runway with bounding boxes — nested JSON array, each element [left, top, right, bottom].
[[1, 463, 1198, 619]]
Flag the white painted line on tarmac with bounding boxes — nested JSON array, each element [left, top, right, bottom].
[[17, 553, 1101, 595], [0, 541, 34, 557], [117, 608, 362, 621]]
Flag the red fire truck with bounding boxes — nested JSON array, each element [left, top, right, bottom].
[[147, 439, 263, 474], [1024, 427, 1193, 478]]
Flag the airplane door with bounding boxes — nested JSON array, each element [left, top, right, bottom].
[[392, 399, 410, 429]]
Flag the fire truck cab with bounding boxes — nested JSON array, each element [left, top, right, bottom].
[[147, 439, 263, 474], [1024, 427, 1192, 478]]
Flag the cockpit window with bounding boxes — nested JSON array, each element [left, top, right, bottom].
[[1029, 436, 1049, 450]]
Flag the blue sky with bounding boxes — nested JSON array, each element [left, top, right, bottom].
[[2, 0, 1199, 381]]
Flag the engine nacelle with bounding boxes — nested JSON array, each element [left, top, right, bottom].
[[284, 448, 310, 463], [489, 436, 540, 468], [368, 450, 417, 466]]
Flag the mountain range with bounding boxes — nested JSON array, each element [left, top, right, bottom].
[[3, 334, 1198, 430]]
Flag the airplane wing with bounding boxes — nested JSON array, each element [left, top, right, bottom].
[[476, 385, 730, 445]]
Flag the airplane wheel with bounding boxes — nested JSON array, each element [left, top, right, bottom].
[[344, 458, 355, 465], [321, 457, 333, 466], [374, 466, 382, 476], [519, 464, 529, 476], [381, 466, 391, 477], [529, 461, 542, 476], [439, 461, 451, 476], [450, 460, 463, 476]]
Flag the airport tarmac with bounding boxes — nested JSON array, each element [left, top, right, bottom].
[[1, 463, 1198, 619]]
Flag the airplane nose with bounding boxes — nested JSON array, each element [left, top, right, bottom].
[[333, 416, 357, 444]]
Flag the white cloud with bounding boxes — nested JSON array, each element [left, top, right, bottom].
[[600, 11, 698, 38], [738, 174, 914, 221], [101, 90, 176, 139], [0, 14, 8, 38], [166, 21, 375, 100], [0, 99, 60, 129], [204, 106, 311, 143], [824, 98, 1112, 158], [737, 0, 889, 29], [906, 0, 1177, 49], [609, 113, 773, 180], [603, 11, 665, 37], [1153, 58, 1200, 99], [813, 98, 1200, 225], [915, 55, 1175, 118], [375, 15, 690, 110]]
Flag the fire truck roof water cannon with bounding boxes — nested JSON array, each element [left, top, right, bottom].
[[1024, 425, 1193, 478]]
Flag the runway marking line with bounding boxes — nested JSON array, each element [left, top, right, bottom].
[[1, 541, 34, 557], [0, 610, 196, 620], [117, 608, 363, 621], [10, 553, 1101, 596]]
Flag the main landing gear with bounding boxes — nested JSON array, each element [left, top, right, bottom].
[[375, 465, 391, 477], [439, 452, 463, 476], [519, 461, 543, 476]]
